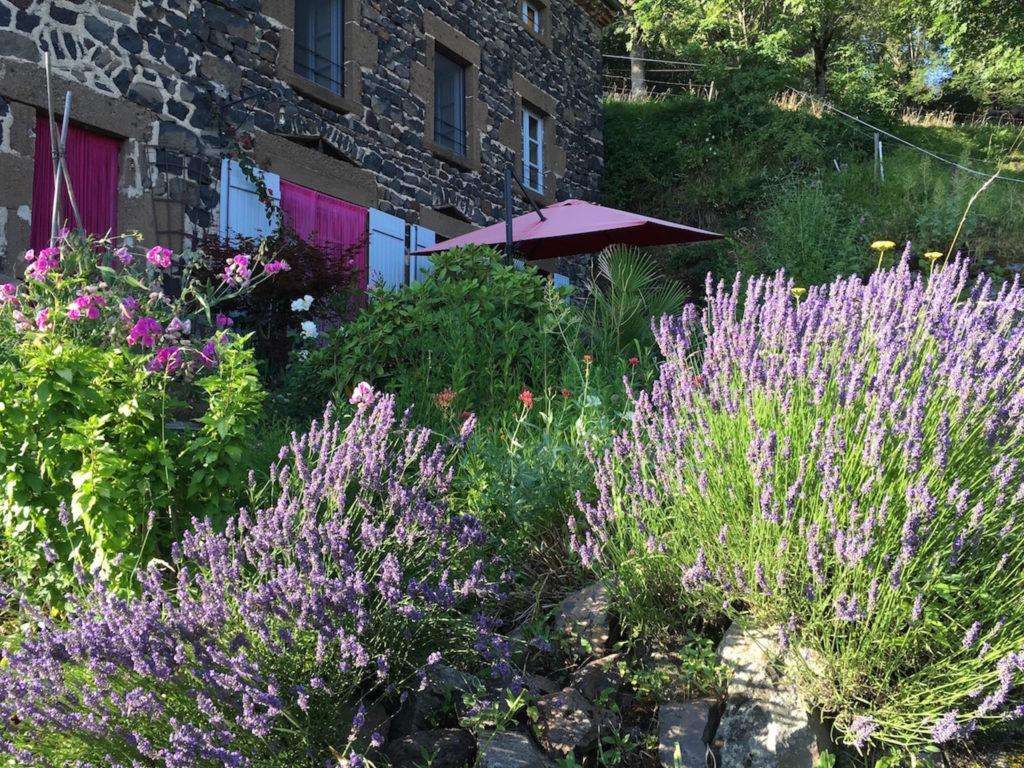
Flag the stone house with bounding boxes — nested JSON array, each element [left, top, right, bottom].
[[0, 0, 616, 287]]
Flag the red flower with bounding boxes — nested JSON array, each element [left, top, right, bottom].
[[519, 388, 534, 410], [628, 356, 639, 367], [561, 388, 571, 398], [582, 354, 593, 365]]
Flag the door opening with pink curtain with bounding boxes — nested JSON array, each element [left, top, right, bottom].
[[30, 114, 121, 252], [279, 179, 369, 293]]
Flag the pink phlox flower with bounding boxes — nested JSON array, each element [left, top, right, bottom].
[[215, 312, 234, 328], [127, 316, 163, 348], [145, 245, 173, 269], [35, 308, 51, 332], [114, 247, 134, 265], [349, 381, 376, 407], [264, 259, 290, 275], [221, 253, 253, 287], [67, 292, 107, 321], [25, 247, 60, 280], [166, 316, 192, 336], [147, 346, 183, 374]]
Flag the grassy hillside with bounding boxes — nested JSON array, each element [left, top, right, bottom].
[[602, 81, 1024, 290]]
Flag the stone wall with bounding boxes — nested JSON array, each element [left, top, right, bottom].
[[0, 0, 609, 280]]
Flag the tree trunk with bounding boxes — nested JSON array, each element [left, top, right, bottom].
[[813, 40, 829, 97], [629, 34, 646, 98]]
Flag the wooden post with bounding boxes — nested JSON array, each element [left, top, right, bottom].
[[44, 54, 82, 246]]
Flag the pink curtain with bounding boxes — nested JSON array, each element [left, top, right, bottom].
[[31, 115, 121, 251], [280, 179, 369, 289]]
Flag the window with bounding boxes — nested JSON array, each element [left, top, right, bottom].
[[434, 50, 467, 156], [30, 115, 121, 251], [294, 0, 344, 94], [521, 0, 542, 34], [522, 106, 544, 194]]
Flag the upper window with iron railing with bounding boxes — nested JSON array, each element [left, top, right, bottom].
[[434, 50, 467, 157], [294, 0, 344, 95]]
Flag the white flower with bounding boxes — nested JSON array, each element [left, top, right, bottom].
[[300, 320, 318, 339], [291, 295, 314, 313], [297, 349, 309, 361]]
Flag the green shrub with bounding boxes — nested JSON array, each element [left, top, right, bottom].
[[297, 245, 572, 424], [0, 234, 272, 598]]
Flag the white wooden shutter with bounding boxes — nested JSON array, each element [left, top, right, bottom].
[[409, 225, 436, 283], [368, 208, 407, 289], [218, 159, 280, 241]]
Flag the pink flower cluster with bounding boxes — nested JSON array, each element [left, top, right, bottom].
[[24, 247, 60, 281], [66, 292, 107, 321], [221, 253, 253, 286], [127, 316, 163, 348], [0, 283, 17, 305], [145, 245, 173, 269]]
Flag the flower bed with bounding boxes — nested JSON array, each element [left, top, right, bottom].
[[571, 256, 1024, 751], [0, 387, 505, 766]]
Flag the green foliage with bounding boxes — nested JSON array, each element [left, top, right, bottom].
[[298, 245, 573, 424], [602, 88, 1024, 289], [0, 235, 271, 600], [587, 246, 689, 359], [177, 338, 266, 524], [0, 338, 168, 584]]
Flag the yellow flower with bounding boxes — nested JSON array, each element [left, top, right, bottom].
[[791, 287, 806, 299], [870, 240, 896, 252], [924, 251, 943, 262]]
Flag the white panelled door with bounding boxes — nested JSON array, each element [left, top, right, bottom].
[[368, 208, 407, 289], [218, 159, 280, 241], [408, 225, 437, 283]]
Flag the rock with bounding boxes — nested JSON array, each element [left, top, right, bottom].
[[520, 672, 560, 696], [555, 583, 611, 658], [384, 728, 475, 768], [569, 653, 622, 703], [390, 690, 446, 738], [532, 687, 618, 758], [476, 731, 554, 767], [425, 663, 482, 696], [716, 623, 781, 698], [658, 699, 718, 768], [715, 623, 832, 768]]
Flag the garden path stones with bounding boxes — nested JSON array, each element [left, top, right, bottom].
[[555, 582, 611, 658], [475, 731, 555, 767], [658, 699, 718, 768], [532, 686, 619, 757], [714, 623, 832, 768], [384, 728, 476, 768]]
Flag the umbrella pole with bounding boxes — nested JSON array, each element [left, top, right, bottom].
[[504, 165, 514, 265]]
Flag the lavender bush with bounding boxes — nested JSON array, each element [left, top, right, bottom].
[[0, 386, 505, 766], [571, 255, 1024, 752]]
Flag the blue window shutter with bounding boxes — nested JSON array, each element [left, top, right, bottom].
[[368, 208, 407, 289], [409, 225, 436, 283], [218, 159, 280, 242]]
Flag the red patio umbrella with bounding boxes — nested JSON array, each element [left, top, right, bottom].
[[412, 199, 723, 260]]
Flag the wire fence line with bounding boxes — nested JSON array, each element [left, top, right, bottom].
[[783, 88, 1024, 186]]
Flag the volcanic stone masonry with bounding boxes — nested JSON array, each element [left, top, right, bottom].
[[0, 0, 614, 278]]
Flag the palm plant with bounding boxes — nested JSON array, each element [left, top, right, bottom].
[[586, 245, 689, 358]]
